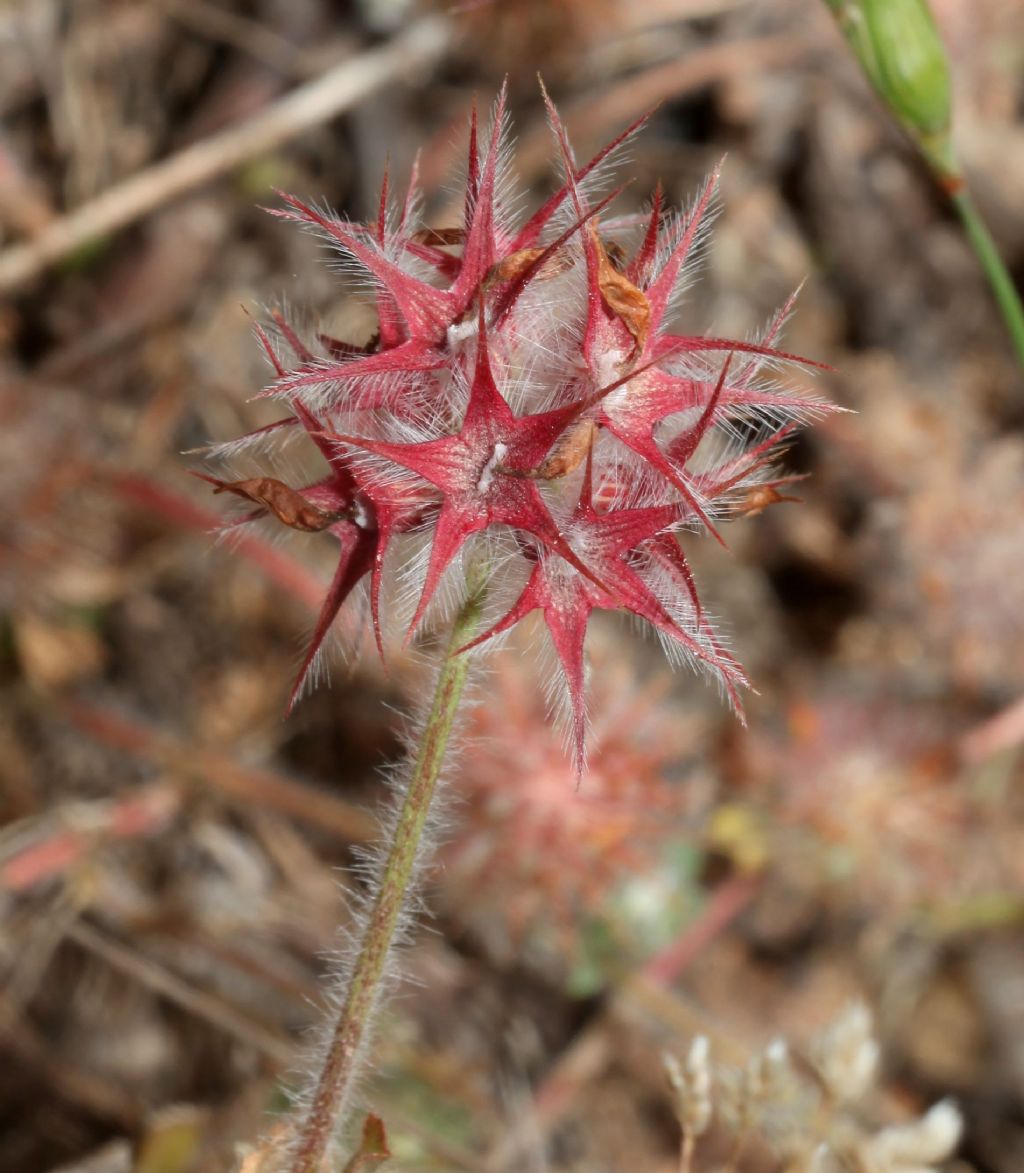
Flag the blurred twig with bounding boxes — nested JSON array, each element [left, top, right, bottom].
[[65, 700, 376, 843], [0, 133, 56, 238], [960, 694, 1024, 764], [0, 1012, 143, 1128], [67, 919, 296, 1064], [0, 15, 450, 293], [108, 471, 327, 611], [158, 0, 316, 78], [554, 33, 806, 148], [422, 33, 808, 222], [0, 784, 180, 894]]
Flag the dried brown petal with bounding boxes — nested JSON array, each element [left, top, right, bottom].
[[488, 245, 573, 285], [207, 476, 341, 532], [498, 420, 597, 482], [737, 484, 803, 517], [535, 419, 598, 480], [592, 225, 650, 355], [490, 246, 546, 283]]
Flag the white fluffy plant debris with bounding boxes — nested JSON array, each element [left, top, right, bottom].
[[662, 1003, 963, 1173]]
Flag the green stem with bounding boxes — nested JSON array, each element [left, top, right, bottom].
[[950, 187, 1024, 373], [289, 568, 487, 1173]]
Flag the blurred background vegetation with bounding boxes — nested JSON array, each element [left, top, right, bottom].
[[1, 1, 1023, 1169]]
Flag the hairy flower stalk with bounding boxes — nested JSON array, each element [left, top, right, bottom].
[[290, 563, 486, 1172], [198, 85, 831, 1163]]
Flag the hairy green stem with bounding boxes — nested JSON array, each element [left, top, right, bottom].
[[289, 569, 487, 1173], [950, 188, 1024, 373]]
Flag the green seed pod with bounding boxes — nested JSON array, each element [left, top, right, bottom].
[[826, 0, 958, 180], [864, 0, 951, 136]]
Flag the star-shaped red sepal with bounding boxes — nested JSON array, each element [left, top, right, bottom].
[[458, 452, 745, 768], [327, 307, 606, 637], [287, 519, 377, 709], [289, 402, 434, 665], [261, 90, 515, 415], [535, 94, 826, 533]]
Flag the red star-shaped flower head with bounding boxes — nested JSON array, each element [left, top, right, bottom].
[[197, 88, 836, 766]]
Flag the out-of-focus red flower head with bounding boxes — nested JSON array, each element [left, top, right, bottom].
[[201, 86, 833, 769], [440, 648, 692, 960]]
